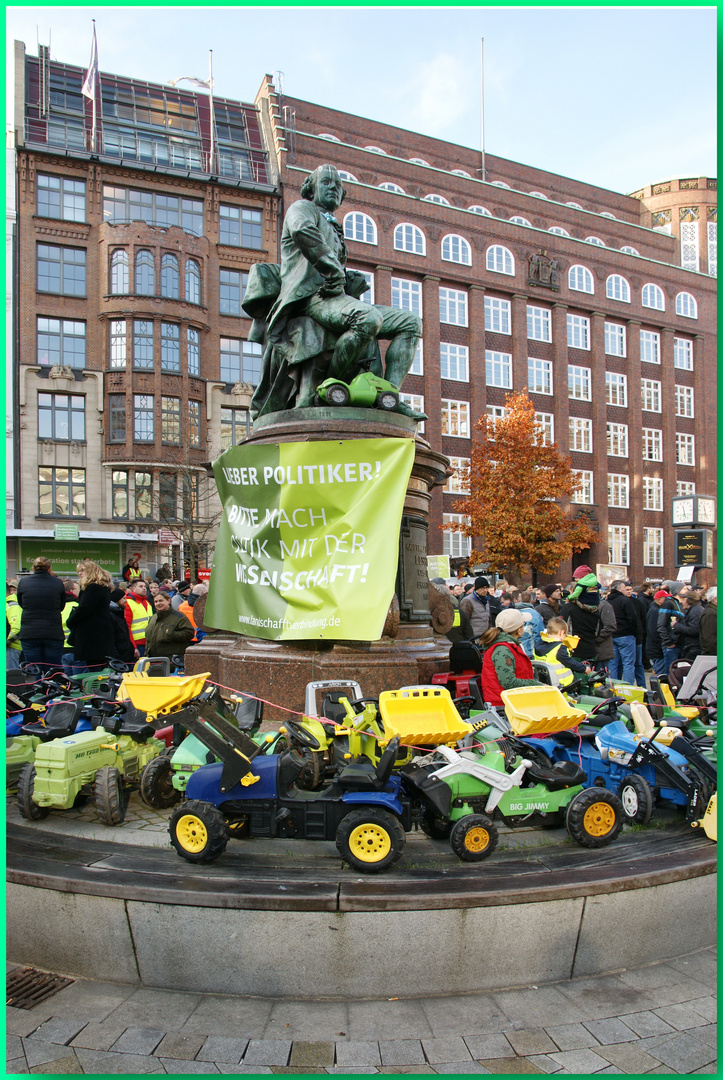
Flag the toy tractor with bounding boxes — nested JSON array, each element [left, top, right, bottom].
[[316, 371, 400, 411]]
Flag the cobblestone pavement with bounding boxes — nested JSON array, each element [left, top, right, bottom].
[[6, 946, 716, 1074]]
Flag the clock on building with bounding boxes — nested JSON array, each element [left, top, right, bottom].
[[672, 497, 695, 526], [696, 496, 716, 526]]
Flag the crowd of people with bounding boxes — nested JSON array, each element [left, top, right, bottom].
[[432, 568, 717, 708], [6, 556, 209, 675]]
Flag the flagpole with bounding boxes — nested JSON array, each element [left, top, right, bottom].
[[480, 38, 486, 182]]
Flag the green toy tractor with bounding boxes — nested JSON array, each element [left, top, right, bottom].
[[316, 371, 399, 410]]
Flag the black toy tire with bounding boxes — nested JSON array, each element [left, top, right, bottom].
[[450, 814, 499, 861], [566, 788, 623, 848], [17, 764, 50, 820], [336, 807, 405, 873], [139, 755, 182, 809], [169, 800, 230, 862], [94, 766, 127, 826], [376, 390, 399, 411], [617, 774, 655, 825], [327, 384, 350, 407], [420, 804, 453, 840]]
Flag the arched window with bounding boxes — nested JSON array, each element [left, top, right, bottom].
[[620, 246, 640, 255], [394, 222, 426, 255], [509, 216, 532, 227], [160, 253, 180, 299], [642, 283, 665, 311], [491, 180, 510, 188], [424, 194, 450, 205], [409, 157, 430, 166], [529, 191, 548, 199], [441, 234, 472, 265], [364, 145, 386, 154], [451, 169, 471, 178], [317, 133, 339, 141], [486, 245, 514, 275], [548, 226, 569, 236], [185, 259, 201, 305], [468, 205, 491, 216], [606, 274, 630, 303], [379, 182, 405, 194], [337, 170, 357, 182], [343, 212, 377, 245], [110, 249, 129, 294], [566, 201, 583, 209], [569, 264, 594, 293], [135, 249, 155, 295], [600, 211, 616, 219], [584, 236, 604, 246], [676, 291, 698, 318]]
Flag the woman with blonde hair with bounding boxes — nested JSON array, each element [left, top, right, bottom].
[[65, 560, 114, 671]]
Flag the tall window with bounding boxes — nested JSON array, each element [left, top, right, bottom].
[[439, 288, 468, 326], [606, 274, 630, 302], [676, 433, 695, 465], [343, 212, 377, 245], [674, 338, 694, 370], [608, 525, 629, 566], [572, 471, 594, 504], [111, 470, 129, 518], [409, 341, 423, 375], [567, 314, 590, 350], [486, 245, 514, 275], [604, 322, 626, 357], [133, 320, 154, 369], [394, 223, 425, 255], [161, 396, 181, 443], [675, 292, 698, 318], [569, 417, 592, 453], [528, 358, 553, 396], [348, 268, 374, 304], [527, 305, 551, 341], [220, 407, 250, 449], [568, 365, 591, 400], [185, 259, 201, 304], [444, 457, 470, 494], [110, 249, 129, 294], [391, 278, 422, 316], [485, 351, 512, 388], [160, 253, 180, 298], [37, 245, 86, 295], [675, 385, 694, 418], [220, 269, 247, 315], [440, 343, 468, 382], [189, 400, 201, 447], [37, 318, 86, 368], [535, 412, 554, 445], [608, 473, 629, 508], [607, 423, 629, 457], [642, 428, 663, 461], [219, 205, 262, 248], [680, 221, 699, 272], [443, 515, 471, 557], [109, 394, 126, 442], [441, 234, 471, 265], [441, 399, 469, 437], [568, 265, 594, 293], [187, 328, 200, 376], [161, 323, 180, 371], [605, 372, 627, 407], [37, 175, 86, 221], [642, 283, 665, 310], [159, 473, 177, 520], [38, 393, 85, 441], [643, 477, 663, 511], [38, 467, 86, 518], [484, 296, 511, 334], [133, 395, 154, 441], [707, 220, 717, 277], [135, 472, 153, 519], [135, 249, 155, 295], [104, 186, 204, 235], [643, 528, 664, 566], [640, 330, 660, 364], [400, 394, 425, 431], [110, 320, 126, 368], [641, 379, 661, 412]]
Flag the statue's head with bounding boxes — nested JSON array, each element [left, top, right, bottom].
[[300, 164, 346, 212]]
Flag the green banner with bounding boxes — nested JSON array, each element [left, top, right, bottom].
[[19, 540, 122, 576], [206, 438, 415, 641]]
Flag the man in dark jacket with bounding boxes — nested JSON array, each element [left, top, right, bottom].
[[672, 591, 704, 661], [16, 557, 65, 673], [459, 577, 501, 639], [656, 583, 687, 675], [646, 590, 671, 676], [607, 580, 642, 685], [536, 584, 562, 626], [109, 589, 135, 664], [144, 592, 194, 661], [699, 588, 717, 655]]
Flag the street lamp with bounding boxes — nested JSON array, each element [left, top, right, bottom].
[[168, 50, 216, 174]]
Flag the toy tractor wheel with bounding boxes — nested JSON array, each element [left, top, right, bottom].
[[95, 766, 128, 826], [420, 804, 453, 840], [450, 814, 499, 862], [169, 800, 230, 863], [17, 764, 50, 821], [376, 390, 399, 411], [566, 788, 623, 848], [617, 774, 654, 825], [336, 807, 405, 873], [326, 383, 350, 407], [139, 755, 182, 809]]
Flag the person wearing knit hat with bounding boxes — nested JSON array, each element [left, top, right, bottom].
[[536, 584, 562, 626], [646, 589, 671, 675], [568, 565, 601, 607], [655, 586, 686, 676], [109, 587, 135, 664], [477, 608, 543, 707], [459, 575, 501, 639]]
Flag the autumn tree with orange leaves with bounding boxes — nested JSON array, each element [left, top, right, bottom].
[[450, 392, 601, 583]]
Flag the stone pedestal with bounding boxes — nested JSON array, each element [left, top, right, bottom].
[[186, 408, 451, 722]]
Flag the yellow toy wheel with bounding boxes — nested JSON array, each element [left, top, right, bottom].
[[582, 802, 616, 836], [450, 814, 499, 862], [566, 788, 623, 848], [169, 800, 229, 862], [336, 808, 405, 873], [175, 813, 209, 853]]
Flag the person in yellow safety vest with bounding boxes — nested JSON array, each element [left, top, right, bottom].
[[61, 579, 80, 674], [123, 579, 152, 658], [6, 580, 23, 670], [533, 616, 593, 688]]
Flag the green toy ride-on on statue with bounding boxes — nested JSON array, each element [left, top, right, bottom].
[[316, 371, 400, 411]]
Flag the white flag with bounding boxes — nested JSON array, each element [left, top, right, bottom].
[[81, 23, 98, 101]]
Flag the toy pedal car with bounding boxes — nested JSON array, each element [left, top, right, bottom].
[[316, 371, 399, 411]]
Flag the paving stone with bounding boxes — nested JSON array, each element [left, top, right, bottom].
[[217, 1067, 272, 1075], [526, 1056, 563, 1074], [616, 1011, 675, 1039], [268, 1068, 327, 1074], [641, 1032, 716, 1073], [181, 994, 272, 1038], [38, 980, 136, 1024], [152, 1032, 205, 1060], [69, 1023, 129, 1051], [266, 1002, 349, 1041], [692, 1024, 718, 1049], [324, 1069, 379, 1075], [582, 1017, 637, 1045], [419, 995, 508, 1039], [28, 1055, 83, 1074], [157, 1060, 219, 1073], [653, 1003, 710, 1030], [29, 1019, 88, 1047], [493, 986, 586, 1029], [376, 1068, 435, 1075], [7, 1035, 24, 1060], [196, 1036, 249, 1064], [420, 1037, 472, 1064], [348, 1000, 433, 1041], [109, 1027, 165, 1055], [545, 1023, 601, 1051], [379, 1041, 426, 1066], [429, 1065, 491, 1075], [463, 1033, 515, 1060], [506, 1029, 558, 1056], [548, 1048, 611, 1073], [643, 1068, 676, 1075], [555, 976, 657, 1020], [594, 1068, 624, 1075], [335, 1041, 382, 1067], [594, 1041, 667, 1073], [6, 1011, 45, 1038], [242, 1039, 292, 1066], [692, 1064, 718, 1074], [617, 970, 714, 1008], [22, 1041, 79, 1070], [687, 997, 718, 1023], [103, 988, 202, 1032], [73, 1047, 165, 1073], [8, 1063, 29, 1074], [666, 950, 717, 989], [289, 1041, 336, 1067], [476, 1059, 543, 1073]]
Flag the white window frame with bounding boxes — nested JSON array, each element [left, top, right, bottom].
[[527, 305, 552, 342], [528, 358, 553, 396], [394, 222, 426, 255], [641, 379, 662, 413], [643, 477, 664, 511], [343, 212, 377, 245], [348, 267, 374, 305], [567, 314, 590, 350], [607, 422, 629, 458], [707, 220, 717, 277], [680, 221, 699, 272], [439, 287, 468, 327], [606, 274, 631, 302], [604, 321, 626, 357], [642, 428, 663, 461], [674, 338, 694, 370], [677, 480, 696, 497], [535, 412, 554, 445], [469, 205, 492, 217], [605, 371, 628, 407], [484, 296, 511, 334], [572, 470, 594, 504], [409, 340, 423, 376], [643, 528, 664, 567], [509, 216, 532, 227], [585, 236, 605, 246], [676, 433, 695, 465], [569, 417, 592, 453], [443, 514, 471, 557], [642, 283, 665, 310], [444, 457, 470, 495], [485, 350, 512, 389], [608, 525, 630, 566], [379, 182, 405, 194], [441, 398, 470, 438], [568, 365, 591, 401], [391, 277, 422, 317], [441, 234, 472, 265], [425, 194, 450, 206], [675, 292, 698, 318], [675, 385, 694, 418], [440, 343, 469, 382], [486, 245, 514, 275], [568, 265, 594, 293], [640, 329, 661, 364], [608, 473, 630, 508], [400, 393, 425, 432]]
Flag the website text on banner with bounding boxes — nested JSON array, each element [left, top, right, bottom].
[[205, 438, 415, 641]]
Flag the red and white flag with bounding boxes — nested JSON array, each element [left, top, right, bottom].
[[81, 22, 98, 101]]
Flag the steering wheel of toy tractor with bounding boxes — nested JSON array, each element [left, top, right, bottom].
[[284, 718, 321, 750], [346, 697, 379, 713], [589, 696, 627, 715], [453, 696, 476, 720]]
